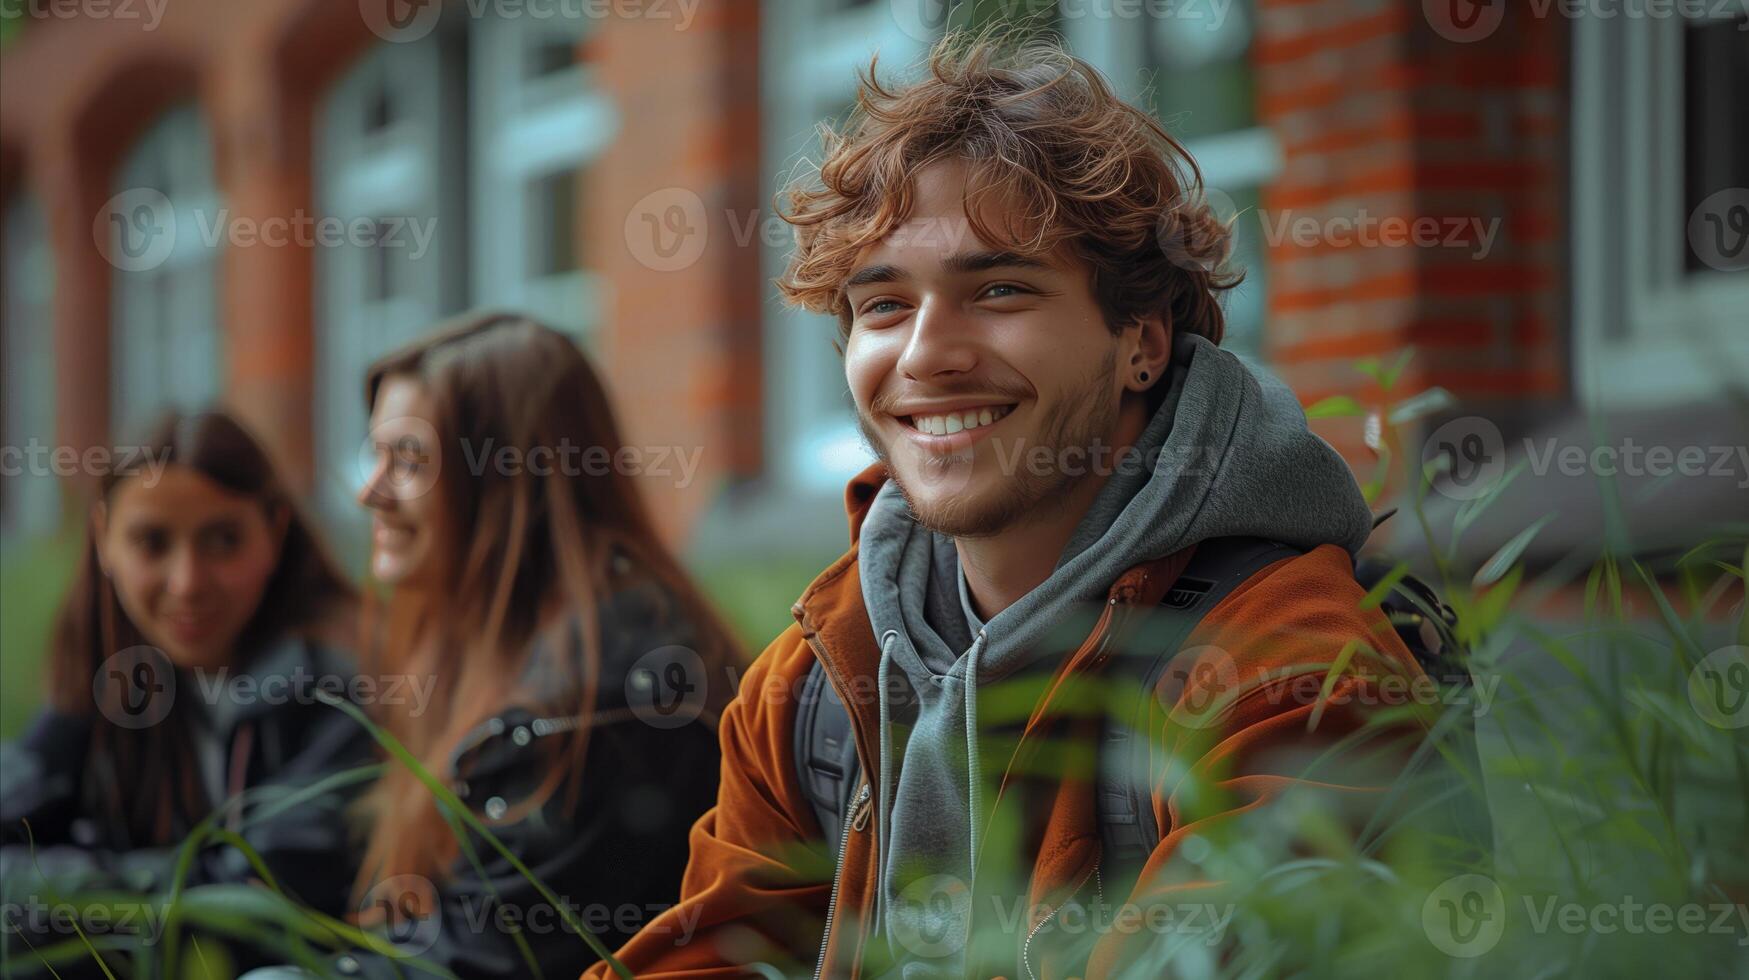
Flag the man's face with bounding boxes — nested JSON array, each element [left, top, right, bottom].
[[843, 158, 1129, 538]]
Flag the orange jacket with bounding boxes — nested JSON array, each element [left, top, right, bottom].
[[588, 465, 1426, 979]]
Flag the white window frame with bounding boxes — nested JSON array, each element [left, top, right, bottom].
[[2, 192, 58, 537], [469, 13, 616, 338], [315, 12, 617, 519], [761, 1, 932, 491], [1065, 2, 1279, 360], [109, 105, 223, 434], [1572, 8, 1749, 409]]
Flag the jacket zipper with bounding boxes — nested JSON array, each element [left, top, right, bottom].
[[815, 782, 871, 980], [799, 624, 879, 980], [1018, 590, 1130, 980], [1022, 863, 1100, 980]]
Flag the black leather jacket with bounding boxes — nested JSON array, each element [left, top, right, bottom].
[[328, 561, 726, 979], [1, 636, 377, 976]]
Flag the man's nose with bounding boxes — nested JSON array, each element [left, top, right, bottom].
[[895, 295, 979, 381]]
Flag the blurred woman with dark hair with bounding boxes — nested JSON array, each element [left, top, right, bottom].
[[0, 409, 372, 969], [335, 311, 739, 977]]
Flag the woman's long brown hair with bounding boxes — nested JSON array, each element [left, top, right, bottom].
[[47, 410, 357, 847], [353, 311, 740, 899]]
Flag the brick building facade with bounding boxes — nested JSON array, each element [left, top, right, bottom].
[[3, 1, 1744, 575]]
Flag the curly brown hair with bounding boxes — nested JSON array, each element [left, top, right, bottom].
[[776, 28, 1243, 347]]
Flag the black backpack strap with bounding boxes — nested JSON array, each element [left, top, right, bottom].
[[1097, 536, 1305, 876], [793, 659, 861, 854]]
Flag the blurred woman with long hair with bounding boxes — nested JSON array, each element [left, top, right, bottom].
[[340, 311, 739, 977], [0, 410, 371, 970]]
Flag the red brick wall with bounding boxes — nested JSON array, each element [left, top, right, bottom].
[[1254, 0, 1568, 477]]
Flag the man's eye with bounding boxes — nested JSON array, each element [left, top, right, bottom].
[[862, 299, 904, 317], [980, 283, 1029, 300]]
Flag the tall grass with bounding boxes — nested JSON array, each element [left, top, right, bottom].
[[4, 359, 1743, 978]]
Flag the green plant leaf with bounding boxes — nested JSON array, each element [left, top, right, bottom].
[[1473, 514, 1555, 588], [1306, 395, 1366, 419]]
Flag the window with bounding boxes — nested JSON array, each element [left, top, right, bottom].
[[2, 193, 57, 536], [109, 105, 223, 433], [469, 13, 612, 334], [1573, 8, 1749, 407], [761, 1, 932, 491], [1063, 0, 1276, 360], [314, 10, 617, 517]]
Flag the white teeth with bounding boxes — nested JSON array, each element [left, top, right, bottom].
[[910, 405, 1011, 435]]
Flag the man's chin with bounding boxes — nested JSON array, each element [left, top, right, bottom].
[[888, 467, 1021, 538]]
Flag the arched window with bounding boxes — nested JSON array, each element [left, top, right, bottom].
[[109, 104, 224, 432]]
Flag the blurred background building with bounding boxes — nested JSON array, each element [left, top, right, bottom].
[[2, 1, 1745, 730]]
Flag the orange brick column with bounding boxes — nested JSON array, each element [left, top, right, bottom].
[[211, 39, 319, 496], [589, 3, 764, 548]]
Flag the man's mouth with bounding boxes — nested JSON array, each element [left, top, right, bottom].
[[897, 403, 1016, 436]]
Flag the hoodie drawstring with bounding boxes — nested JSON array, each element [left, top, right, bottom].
[[875, 628, 900, 901], [964, 627, 988, 879]]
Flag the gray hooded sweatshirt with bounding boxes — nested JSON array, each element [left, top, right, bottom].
[[857, 333, 1375, 977]]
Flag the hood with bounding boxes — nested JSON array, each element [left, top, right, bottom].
[[853, 330, 1375, 671]]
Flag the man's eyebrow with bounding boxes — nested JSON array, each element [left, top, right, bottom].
[[942, 250, 1052, 275], [844, 264, 905, 289]]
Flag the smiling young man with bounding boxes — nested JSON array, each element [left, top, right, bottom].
[[588, 31, 1431, 980]]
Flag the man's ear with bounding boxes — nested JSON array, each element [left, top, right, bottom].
[[1123, 312, 1173, 394]]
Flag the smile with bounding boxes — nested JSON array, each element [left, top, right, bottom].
[[898, 403, 1015, 436], [892, 402, 1017, 454]]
